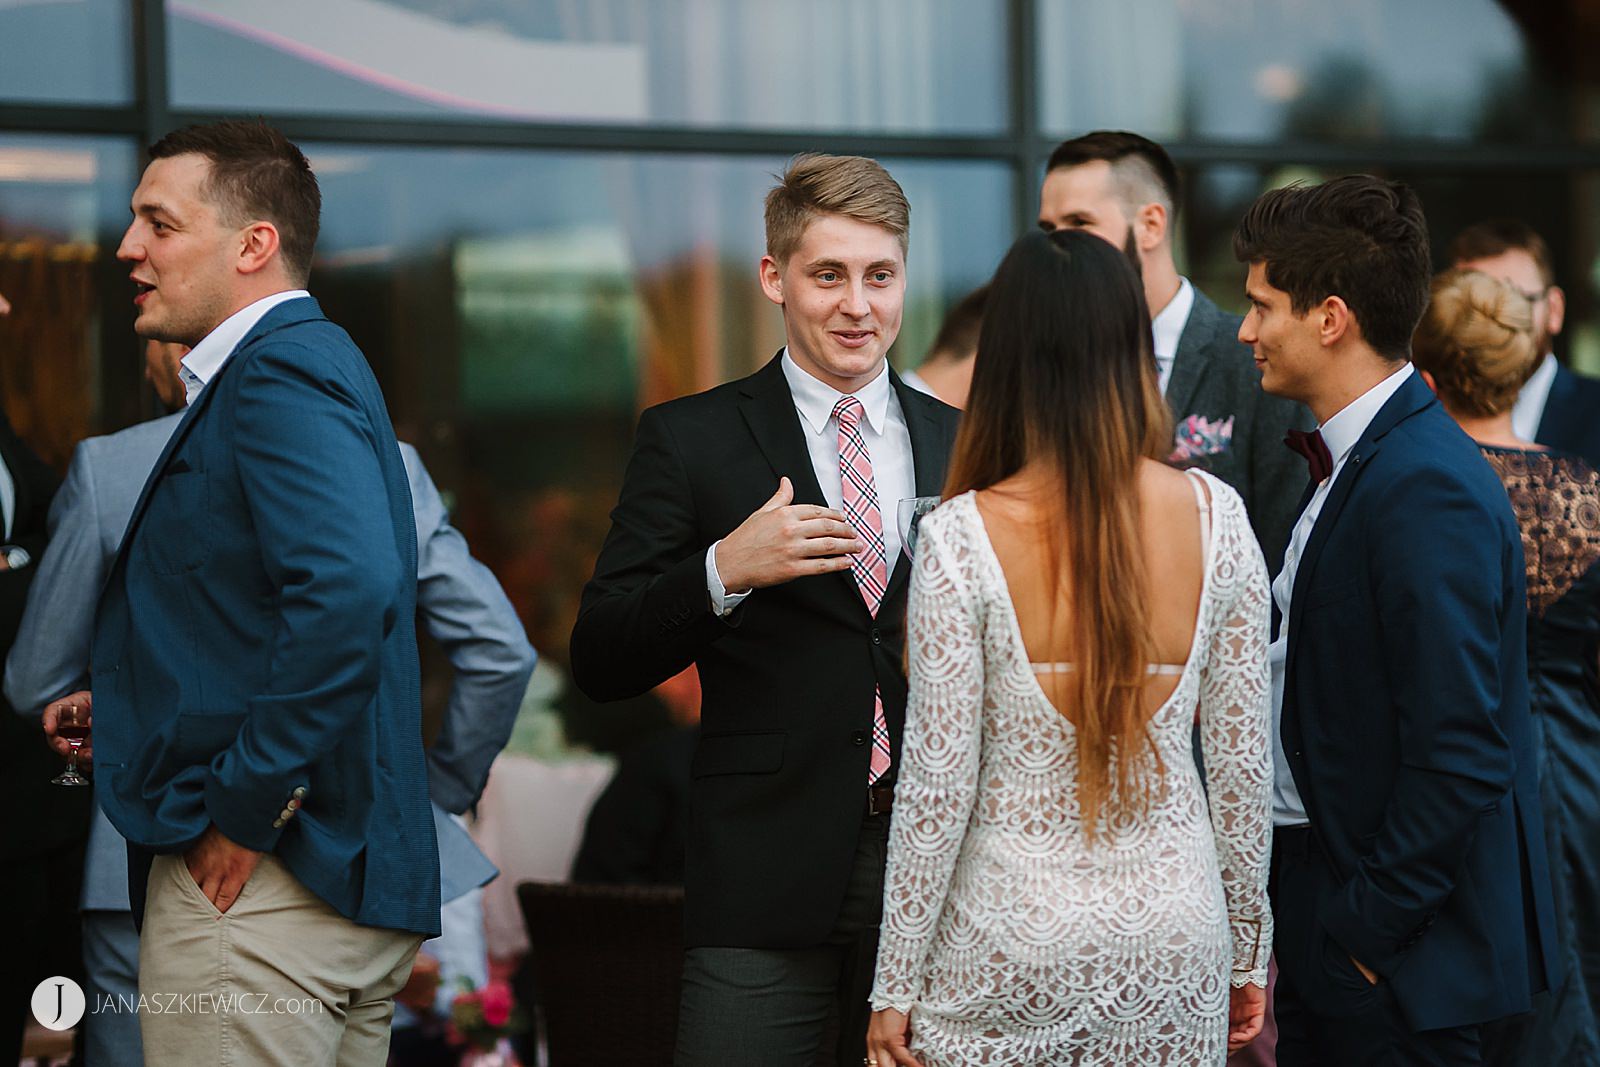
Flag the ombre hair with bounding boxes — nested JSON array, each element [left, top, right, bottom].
[[945, 229, 1171, 834]]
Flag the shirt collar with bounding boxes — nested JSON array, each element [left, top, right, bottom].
[[180, 290, 310, 403], [780, 348, 892, 436], [1319, 362, 1415, 464], [1150, 276, 1195, 362]]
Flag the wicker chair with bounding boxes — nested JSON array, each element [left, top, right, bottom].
[[514, 881, 685, 1066]]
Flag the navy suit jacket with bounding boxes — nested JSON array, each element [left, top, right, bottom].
[[90, 296, 441, 937], [1536, 360, 1600, 472], [1277, 371, 1558, 1030]]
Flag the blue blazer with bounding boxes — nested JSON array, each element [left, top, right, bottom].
[[1278, 371, 1559, 1031], [90, 297, 441, 937], [1536, 360, 1600, 473]]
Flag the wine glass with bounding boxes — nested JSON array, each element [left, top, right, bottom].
[[51, 702, 91, 787], [897, 496, 941, 560]]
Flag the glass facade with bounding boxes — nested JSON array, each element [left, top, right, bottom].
[[4, 0, 1600, 737]]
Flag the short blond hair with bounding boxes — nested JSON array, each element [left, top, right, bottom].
[[764, 154, 910, 265], [1412, 268, 1539, 418]]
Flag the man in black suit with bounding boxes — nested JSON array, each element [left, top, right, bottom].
[[0, 288, 85, 1061], [571, 154, 960, 1065], [1449, 218, 1600, 470], [1040, 131, 1312, 572]]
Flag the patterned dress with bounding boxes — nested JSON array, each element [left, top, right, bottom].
[[1480, 447, 1600, 1066], [871, 474, 1274, 1066]]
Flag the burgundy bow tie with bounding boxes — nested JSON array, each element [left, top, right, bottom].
[[1284, 429, 1334, 483]]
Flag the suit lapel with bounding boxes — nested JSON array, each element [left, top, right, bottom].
[[111, 297, 327, 575], [1165, 289, 1220, 419], [736, 352, 829, 508], [1286, 373, 1435, 640], [882, 369, 952, 605]]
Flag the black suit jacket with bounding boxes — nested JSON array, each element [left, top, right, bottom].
[[0, 413, 86, 860], [571, 353, 960, 948], [1169, 289, 1314, 574], [1277, 373, 1557, 1031], [1536, 360, 1600, 472]]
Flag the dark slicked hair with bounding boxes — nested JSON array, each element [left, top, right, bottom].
[[1046, 131, 1182, 221], [1233, 175, 1431, 361], [148, 120, 321, 284], [1447, 218, 1556, 289]]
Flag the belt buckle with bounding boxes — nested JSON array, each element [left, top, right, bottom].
[[867, 784, 893, 816]]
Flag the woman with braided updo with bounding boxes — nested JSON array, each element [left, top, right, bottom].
[[1414, 268, 1600, 1065]]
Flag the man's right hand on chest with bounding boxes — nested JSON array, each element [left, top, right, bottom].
[[713, 477, 864, 593]]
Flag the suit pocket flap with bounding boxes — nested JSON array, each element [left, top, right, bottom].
[[175, 712, 247, 763], [692, 731, 785, 778]]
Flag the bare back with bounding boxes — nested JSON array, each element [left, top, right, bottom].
[[973, 458, 1208, 722]]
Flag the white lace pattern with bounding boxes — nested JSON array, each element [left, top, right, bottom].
[[871, 476, 1274, 1066]]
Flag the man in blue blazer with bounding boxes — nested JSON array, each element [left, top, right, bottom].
[[1233, 176, 1557, 1064], [12, 344, 534, 1066], [47, 120, 437, 1065], [1448, 218, 1600, 472]]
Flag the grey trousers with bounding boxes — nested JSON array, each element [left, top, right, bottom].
[[675, 813, 890, 1067]]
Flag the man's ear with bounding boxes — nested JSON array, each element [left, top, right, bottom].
[[237, 222, 282, 276], [758, 254, 785, 307], [1318, 295, 1353, 348], [1546, 284, 1566, 340], [1136, 201, 1168, 251]]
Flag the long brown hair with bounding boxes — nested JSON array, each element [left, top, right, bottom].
[[944, 229, 1171, 833]]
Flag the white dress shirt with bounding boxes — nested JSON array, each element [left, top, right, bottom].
[[1511, 351, 1558, 444], [179, 289, 312, 405], [706, 350, 916, 615], [1270, 362, 1415, 826], [1151, 276, 1196, 397], [900, 367, 936, 397]]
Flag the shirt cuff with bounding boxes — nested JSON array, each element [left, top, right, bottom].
[[705, 540, 750, 617]]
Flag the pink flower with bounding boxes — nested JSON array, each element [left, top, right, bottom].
[[480, 982, 513, 1029]]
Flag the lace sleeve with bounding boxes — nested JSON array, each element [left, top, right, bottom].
[[870, 509, 985, 1013], [1197, 483, 1275, 988]]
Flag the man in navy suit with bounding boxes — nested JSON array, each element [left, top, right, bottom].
[[1448, 218, 1600, 471], [1233, 177, 1557, 1065], [44, 120, 437, 1066]]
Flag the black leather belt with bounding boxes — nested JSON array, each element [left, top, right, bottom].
[[867, 783, 894, 816]]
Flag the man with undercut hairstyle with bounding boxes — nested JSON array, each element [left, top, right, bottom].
[[1041, 131, 1311, 574], [572, 153, 960, 1065]]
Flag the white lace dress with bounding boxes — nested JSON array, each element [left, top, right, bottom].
[[871, 476, 1274, 1066]]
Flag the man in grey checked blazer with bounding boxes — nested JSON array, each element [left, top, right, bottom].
[[1040, 131, 1312, 574]]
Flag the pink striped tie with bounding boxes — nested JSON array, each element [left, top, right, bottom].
[[833, 396, 893, 785]]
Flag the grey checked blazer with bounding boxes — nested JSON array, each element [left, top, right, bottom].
[[1167, 287, 1314, 574], [4, 415, 531, 910]]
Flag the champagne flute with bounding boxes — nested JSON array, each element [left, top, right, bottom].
[[897, 496, 941, 560], [52, 702, 91, 787]]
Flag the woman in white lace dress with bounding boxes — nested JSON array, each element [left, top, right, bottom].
[[867, 230, 1274, 1066]]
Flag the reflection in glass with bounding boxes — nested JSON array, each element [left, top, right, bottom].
[[170, 0, 1007, 132], [0, 0, 132, 105], [1038, 0, 1561, 145], [0, 135, 139, 464], [301, 145, 1012, 691]]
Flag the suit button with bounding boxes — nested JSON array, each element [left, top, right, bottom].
[[852, 731, 867, 745], [871, 628, 882, 646]]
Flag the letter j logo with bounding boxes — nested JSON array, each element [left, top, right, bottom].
[[30, 977, 86, 1031]]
